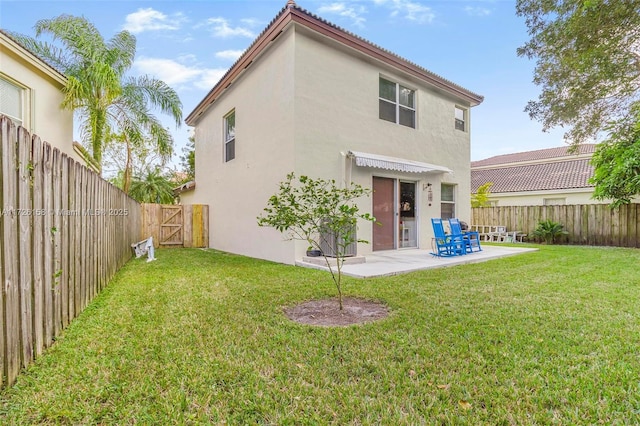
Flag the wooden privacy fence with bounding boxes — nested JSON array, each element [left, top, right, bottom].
[[0, 117, 141, 389], [472, 204, 640, 247], [141, 203, 209, 248]]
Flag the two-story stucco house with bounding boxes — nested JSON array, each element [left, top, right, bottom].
[[0, 30, 81, 163], [183, 1, 483, 265]]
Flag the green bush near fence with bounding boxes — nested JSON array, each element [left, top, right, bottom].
[[532, 219, 569, 244]]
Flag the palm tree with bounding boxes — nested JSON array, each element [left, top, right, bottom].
[[128, 168, 176, 204], [12, 15, 182, 174]]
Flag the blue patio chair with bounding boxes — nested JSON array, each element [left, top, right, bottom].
[[449, 218, 482, 253], [430, 218, 466, 257]]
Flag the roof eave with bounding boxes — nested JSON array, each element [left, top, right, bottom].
[[0, 30, 68, 85], [185, 6, 293, 126]]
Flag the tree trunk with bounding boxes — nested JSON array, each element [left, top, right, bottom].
[[123, 136, 132, 194]]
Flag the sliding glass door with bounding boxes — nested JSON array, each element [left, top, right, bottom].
[[372, 177, 417, 251]]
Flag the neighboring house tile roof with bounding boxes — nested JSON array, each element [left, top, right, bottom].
[[471, 144, 596, 168], [471, 144, 597, 193], [186, 1, 483, 125], [472, 159, 594, 193]]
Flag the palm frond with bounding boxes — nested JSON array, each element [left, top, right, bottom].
[[123, 75, 183, 126], [34, 15, 107, 65]]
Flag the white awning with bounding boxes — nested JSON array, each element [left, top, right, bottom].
[[347, 151, 452, 174]]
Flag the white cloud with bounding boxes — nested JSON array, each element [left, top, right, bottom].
[[196, 69, 229, 90], [133, 57, 226, 90], [215, 50, 245, 61], [317, 3, 367, 27], [123, 8, 185, 34], [203, 17, 255, 38], [374, 0, 435, 24], [464, 6, 491, 17], [240, 18, 261, 27]]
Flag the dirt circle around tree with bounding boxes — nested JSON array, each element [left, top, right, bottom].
[[284, 297, 390, 327]]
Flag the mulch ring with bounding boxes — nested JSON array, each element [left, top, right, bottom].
[[284, 297, 389, 327]]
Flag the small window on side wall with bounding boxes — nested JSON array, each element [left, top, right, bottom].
[[455, 106, 466, 131], [441, 184, 456, 219], [224, 110, 235, 162], [0, 76, 26, 127]]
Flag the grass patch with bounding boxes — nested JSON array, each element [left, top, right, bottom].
[[2, 245, 640, 424]]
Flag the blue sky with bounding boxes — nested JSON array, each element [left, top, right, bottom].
[[1, 0, 568, 164]]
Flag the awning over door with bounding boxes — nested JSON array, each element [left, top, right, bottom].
[[347, 151, 452, 174]]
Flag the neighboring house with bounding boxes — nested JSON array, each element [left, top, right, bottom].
[[0, 29, 81, 163], [183, 1, 483, 264], [471, 144, 602, 206]]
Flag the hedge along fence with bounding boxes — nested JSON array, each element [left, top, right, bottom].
[[472, 204, 640, 247], [0, 116, 141, 389]]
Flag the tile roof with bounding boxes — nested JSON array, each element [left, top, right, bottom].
[[471, 144, 599, 193], [471, 158, 594, 193], [471, 144, 597, 168]]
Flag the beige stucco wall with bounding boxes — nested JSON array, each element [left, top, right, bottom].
[[189, 28, 297, 264], [1, 34, 77, 162], [292, 28, 473, 258], [189, 24, 476, 264], [488, 189, 604, 206]]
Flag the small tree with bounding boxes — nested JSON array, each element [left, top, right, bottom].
[[257, 173, 375, 310], [471, 182, 494, 208]]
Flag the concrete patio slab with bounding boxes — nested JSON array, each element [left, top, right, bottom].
[[295, 245, 538, 278]]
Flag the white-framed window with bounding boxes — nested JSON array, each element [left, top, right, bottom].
[[441, 183, 456, 219], [224, 109, 235, 162], [0, 75, 27, 127], [455, 106, 466, 131], [379, 77, 415, 128]]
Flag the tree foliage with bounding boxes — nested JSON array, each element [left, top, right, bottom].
[[516, 0, 640, 146], [11, 15, 182, 173], [179, 135, 195, 183], [590, 105, 640, 207], [257, 173, 375, 310], [103, 131, 169, 193], [128, 168, 176, 204], [471, 182, 494, 208]]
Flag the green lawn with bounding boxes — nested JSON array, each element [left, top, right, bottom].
[[2, 245, 640, 424]]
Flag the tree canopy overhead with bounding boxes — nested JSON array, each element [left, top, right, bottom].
[[516, 0, 640, 146]]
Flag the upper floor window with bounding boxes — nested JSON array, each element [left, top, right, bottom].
[[0, 76, 25, 127], [224, 110, 235, 162], [379, 77, 415, 128], [441, 184, 456, 219], [455, 106, 466, 131]]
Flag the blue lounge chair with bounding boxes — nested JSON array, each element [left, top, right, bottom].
[[430, 218, 466, 257], [449, 218, 482, 253]]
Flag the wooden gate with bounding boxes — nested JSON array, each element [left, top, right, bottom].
[[141, 203, 209, 248], [160, 205, 183, 245]]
